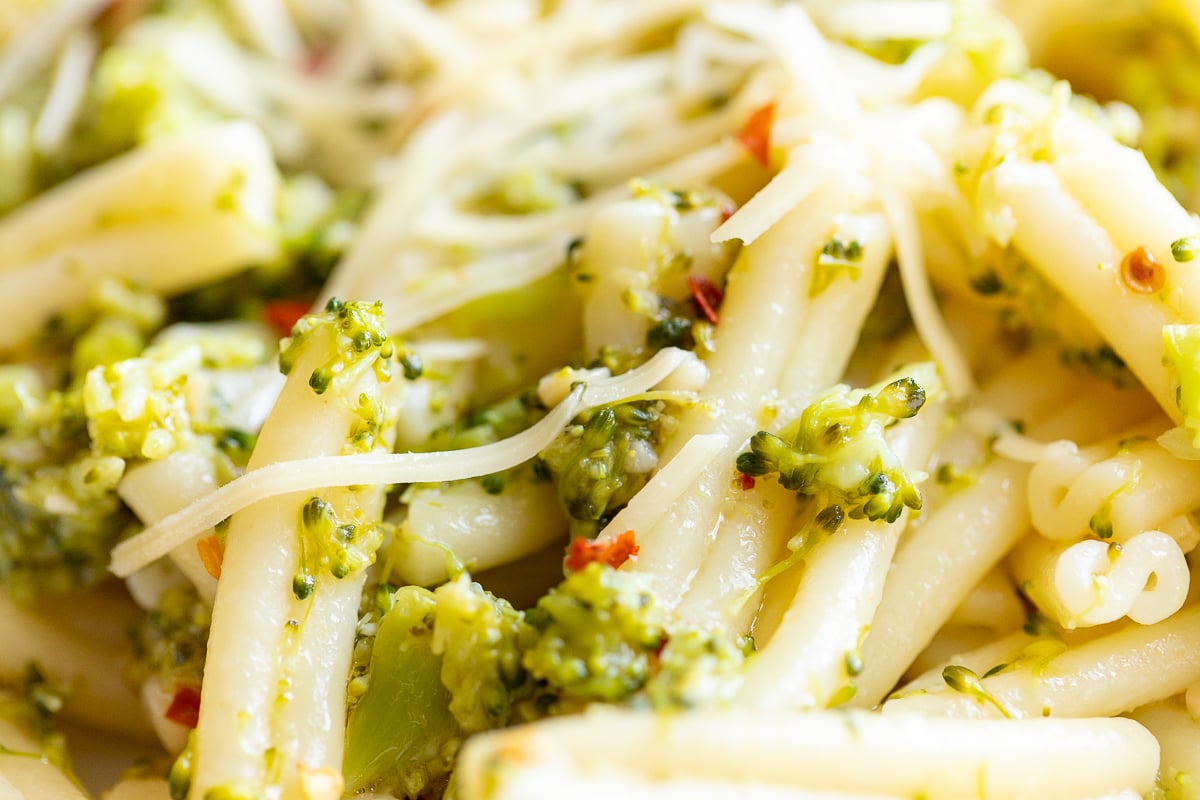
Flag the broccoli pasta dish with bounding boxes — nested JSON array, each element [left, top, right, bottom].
[[4, 0, 1200, 798]]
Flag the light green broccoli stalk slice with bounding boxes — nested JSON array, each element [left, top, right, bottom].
[[736, 373, 929, 524], [537, 399, 666, 538], [343, 586, 461, 798]]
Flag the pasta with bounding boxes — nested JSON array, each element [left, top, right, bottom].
[[3, 1, 1200, 800]]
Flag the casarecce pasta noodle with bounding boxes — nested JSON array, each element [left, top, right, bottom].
[[4, 1, 1200, 799]]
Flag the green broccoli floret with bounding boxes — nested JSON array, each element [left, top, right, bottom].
[[736, 372, 931, 524], [0, 281, 280, 601], [280, 297, 393, 397], [128, 584, 211, 691], [344, 564, 745, 798], [82, 341, 199, 461], [431, 575, 533, 733], [522, 563, 667, 702], [537, 400, 666, 538]]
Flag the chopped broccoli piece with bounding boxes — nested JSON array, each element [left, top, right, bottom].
[[38, 45, 211, 190], [343, 586, 460, 798], [345, 564, 746, 798], [736, 372, 931, 524], [0, 664, 70, 770], [431, 576, 534, 732], [279, 298, 394, 395], [537, 400, 665, 538], [82, 342, 199, 461], [523, 563, 667, 702], [128, 584, 211, 691]]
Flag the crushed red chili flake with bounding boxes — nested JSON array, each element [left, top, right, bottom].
[[303, 44, 333, 75], [737, 102, 776, 168], [736, 473, 756, 491], [688, 276, 723, 325], [262, 299, 313, 337], [164, 685, 201, 728], [565, 530, 639, 571], [1120, 246, 1166, 294]]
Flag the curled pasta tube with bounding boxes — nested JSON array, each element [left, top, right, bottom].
[[1027, 440, 1137, 542], [1027, 429, 1200, 543], [1012, 530, 1190, 628]]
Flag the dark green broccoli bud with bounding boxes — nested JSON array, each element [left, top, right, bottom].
[[735, 373, 931, 524], [1171, 235, 1200, 262], [293, 496, 385, 599], [128, 585, 211, 691], [279, 298, 393, 396], [538, 400, 665, 538]]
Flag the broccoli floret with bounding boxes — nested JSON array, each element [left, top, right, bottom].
[[344, 564, 745, 798], [537, 400, 666, 538], [431, 575, 533, 733], [279, 298, 393, 398], [522, 563, 667, 702], [0, 281, 281, 600], [736, 372, 931, 524], [82, 342, 199, 461], [128, 584, 211, 691]]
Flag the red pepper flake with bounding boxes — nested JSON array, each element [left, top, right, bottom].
[[565, 530, 639, 572], [263, 299, 313, 337], [688, 276, 723, 325], [736, 473, 756, 491], [1120, 246, 1166, 294], [164, 685, 201, 729], [197, 535, 223, 580], [737, 102, 776, 168], [302, 44, 333, 75]]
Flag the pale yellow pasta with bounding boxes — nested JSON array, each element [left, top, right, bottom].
[[884, 604, 1200, 719], [735, 377, 945, 709], [1129, 696, 1200, 800], [851, 459, 1030, 707], [458, 708, 1160, 800], [1011, 529, 1190, 628]]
